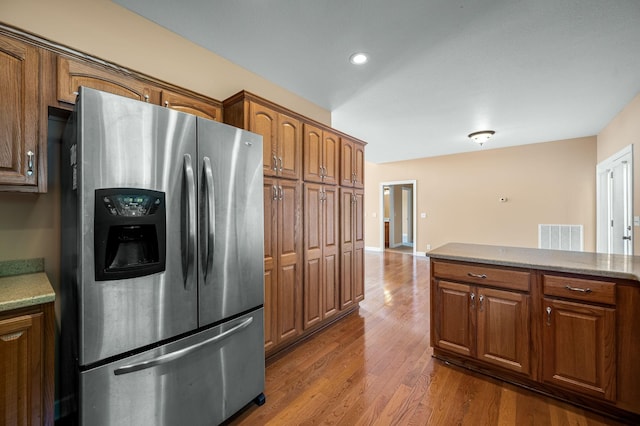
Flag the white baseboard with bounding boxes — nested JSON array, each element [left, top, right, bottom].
[[365, 246, 383, 252]]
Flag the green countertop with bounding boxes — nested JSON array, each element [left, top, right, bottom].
[[0, 258, 55, 312]]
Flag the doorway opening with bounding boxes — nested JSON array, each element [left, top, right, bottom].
[[380, 180, 417, 255], [596, 145, 633, 254]]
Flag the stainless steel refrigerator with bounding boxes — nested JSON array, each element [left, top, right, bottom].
[[60, 87, 265, 425]]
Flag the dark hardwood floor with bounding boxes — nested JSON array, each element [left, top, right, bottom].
[[229, 251, 627, 425]]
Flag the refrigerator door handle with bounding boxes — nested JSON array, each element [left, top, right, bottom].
[[202, 157, 215, 283], [183, 154, 197, 290], [113, 317, 254, 376]]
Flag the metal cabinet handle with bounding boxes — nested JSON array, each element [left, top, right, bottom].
[[26, 150, 34, 176], [279, 157, 283, 172], [272, 155, 278, 171], [623, 236, 632, 240], [272, 185, 277, 201], [564, 285, 592, 294], [479, 294, 484, 311], [278, 186, 283, 201], [546, 306, 552, 326], [114, 317, 253, 375], [144, 94, 150, 102], [470, 292, 475, 308], [164, 100, 169, 107], [467, 272, 487, 279]]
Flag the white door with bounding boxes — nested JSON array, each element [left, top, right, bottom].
[[596, 146, 633, 254]]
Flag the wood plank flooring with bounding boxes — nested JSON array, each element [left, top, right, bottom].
[[228, 251, 627, 425]]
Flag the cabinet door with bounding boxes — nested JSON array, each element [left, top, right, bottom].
[[263, 179, 278, 351], [340, 139, 354, 187], [0, 312, 43, 425], [340, 188, 355, 309], [543, 298, 616, 401], [303, 183, 323, 328], [433, 280, 475, 357], [354, 189, 365, 302], [323, 185, 340, 318], [277, 112, 302, 180], [353, 141, 365, 189], [303, 124, 323, 183], [322, 130, 340, 186], [277, 179, 302, 342], [249, 101, 278, 176], [0, 36, 39, 187], [161, 90, 222, 122], [477, 288, 530, 375], [57, 56, 161, 105]]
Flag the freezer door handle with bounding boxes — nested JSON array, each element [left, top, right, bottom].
[[114, 317, 254, 376], [202, 157, 215, 283], [183, 154, 197, 290]]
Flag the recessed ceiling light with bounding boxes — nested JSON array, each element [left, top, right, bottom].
[[349, 53, 368, 65]]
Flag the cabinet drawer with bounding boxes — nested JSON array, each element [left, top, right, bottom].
[[433, 261, 530, 292], [543, 275, 616, 305]]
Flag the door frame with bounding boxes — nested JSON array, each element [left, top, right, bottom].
[[596, 144, 633, 254], [379, 180, 417, 254]]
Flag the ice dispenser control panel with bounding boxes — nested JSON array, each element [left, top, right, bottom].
[[101, 194, 162, 217], [94, 188, 166, 281]]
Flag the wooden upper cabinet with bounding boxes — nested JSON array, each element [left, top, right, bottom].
[[0, 36, 40, 189], [303, 124, 323, 183], [354, 141, 364, 189], [57, 56, 161, 105], [340, 137, 365, 188], [303, 124, 339, 185], [246, 101, 301, 179], [277, 112, 302, 180], [250, 102, 279, 176], [161, 90, 222, 122], [543, 298, 616, 401], [340, 139, 354, 187]]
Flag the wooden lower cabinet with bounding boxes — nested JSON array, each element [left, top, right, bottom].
[[340, 188, 364, 310], [433, 279, 530, 375], [0, 303, 54, 425], [431, 257, 640, 421], [303, 183, 339, 329], [263, 178, 302, 353], [542, 298, 616, 401]]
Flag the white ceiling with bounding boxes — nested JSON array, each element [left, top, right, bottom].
[[114, 0, 640, 163]]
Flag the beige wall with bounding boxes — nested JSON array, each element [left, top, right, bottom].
[[365, 137, 598, 253], [597, 91, 640, 253], [0, 0, 330, 125]]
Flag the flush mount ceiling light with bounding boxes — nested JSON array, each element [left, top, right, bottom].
[[468, 130, 495, 146], [349, 52, 368, 65]]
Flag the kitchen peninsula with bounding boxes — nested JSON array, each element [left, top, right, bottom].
[[428, 243, 640, 422]]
